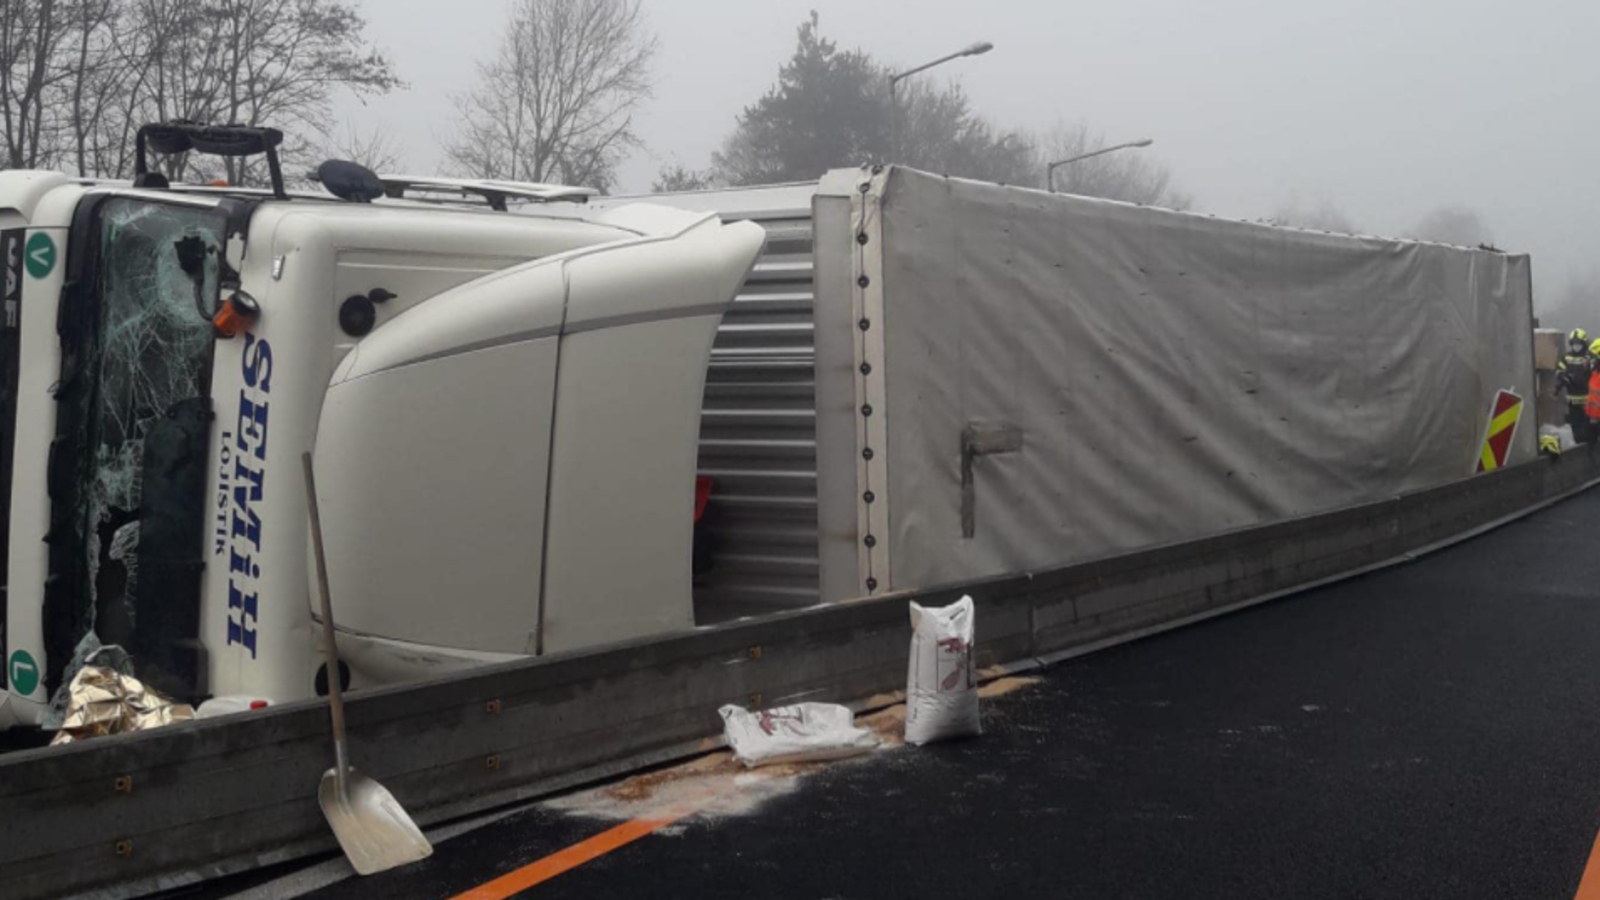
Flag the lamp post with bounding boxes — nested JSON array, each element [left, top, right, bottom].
[[888, 41, 994, 162], [1046, 138, 1154, 192]]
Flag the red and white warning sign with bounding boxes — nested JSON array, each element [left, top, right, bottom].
[[1476, 389, 1524, 473]]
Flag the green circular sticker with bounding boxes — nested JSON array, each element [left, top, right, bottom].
[[8, 649, 39, 696], [24, 232, 55, 280]]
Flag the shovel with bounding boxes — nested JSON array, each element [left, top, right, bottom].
[[302, 452, 433, 875]]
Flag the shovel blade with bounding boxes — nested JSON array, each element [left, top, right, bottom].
[[318, 767, 433, 875]]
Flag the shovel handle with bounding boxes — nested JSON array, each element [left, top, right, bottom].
[[302, 452, 351, 796]]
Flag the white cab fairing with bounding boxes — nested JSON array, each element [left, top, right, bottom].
[[312, 211, 764, 669], [200, 204, 637, 702]]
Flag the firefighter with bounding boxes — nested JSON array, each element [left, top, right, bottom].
[[1558, 328, 1595, 443], [1587, 337, 1600, 440]]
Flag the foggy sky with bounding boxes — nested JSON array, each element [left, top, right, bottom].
[[336, 0, 1599, 311]]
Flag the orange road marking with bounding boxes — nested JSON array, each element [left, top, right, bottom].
[[1575, 823, 1600, 900], [447, 802, 701, 900]]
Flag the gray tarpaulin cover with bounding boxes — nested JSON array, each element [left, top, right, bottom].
[[872, 168, 1535, 588]]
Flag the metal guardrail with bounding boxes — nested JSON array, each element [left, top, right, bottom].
[[3, 449, 1598, 899]]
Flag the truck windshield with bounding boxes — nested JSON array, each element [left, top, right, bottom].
[[52, 198, 225, 697]]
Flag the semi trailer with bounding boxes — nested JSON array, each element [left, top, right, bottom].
[[0, 122, 1536, 736]]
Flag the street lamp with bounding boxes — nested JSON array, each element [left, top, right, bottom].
[[1046, 138, 1154, 193], [888, 41, 994, 161]]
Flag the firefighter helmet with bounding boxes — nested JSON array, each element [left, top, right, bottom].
[[1589, 338, 1600, 357], [1571, 327, 1590, 346]]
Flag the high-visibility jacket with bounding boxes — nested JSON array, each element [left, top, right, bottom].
[[1588, 369, 1600, 420], [1560, 353, 1595, 406]]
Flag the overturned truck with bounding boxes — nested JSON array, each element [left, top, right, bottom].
[[0, 125, 1535, 738]]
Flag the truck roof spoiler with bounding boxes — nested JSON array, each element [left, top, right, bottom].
[[377, 175, 597, 210]]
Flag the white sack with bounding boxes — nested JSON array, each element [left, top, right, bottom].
[[1541, 423, 1577, 451], [905, 596, 980, 745], [718, 702, 878, 768]]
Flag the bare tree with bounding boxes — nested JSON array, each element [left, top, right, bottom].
[[444, 0, 656, 192], [0, 0, 68, 169], [1408, 205, 1494, 248], [1535, 267, 1600, 332], [652, 163, 716, 192], [0, 0, 126, 174], [0, 0, 401, 183], [1268, 197, 1360, 233], [325, 122, 404, 173], [129, 0, 401, 185], [1040, 121, 1191, 209], [59, 0, 121, 175]]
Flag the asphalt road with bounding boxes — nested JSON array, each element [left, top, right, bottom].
[[203, 486, 1600, 900]]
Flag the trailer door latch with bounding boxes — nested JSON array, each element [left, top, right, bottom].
[[961, 424, 1023, 539]]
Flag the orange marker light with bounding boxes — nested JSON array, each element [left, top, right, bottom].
[[213, 294, 260, 338]]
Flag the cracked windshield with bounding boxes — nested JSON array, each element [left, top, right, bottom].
[[81, 201, 221, 651]]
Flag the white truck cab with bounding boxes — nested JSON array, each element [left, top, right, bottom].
[[0, 123, 763, 729]]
